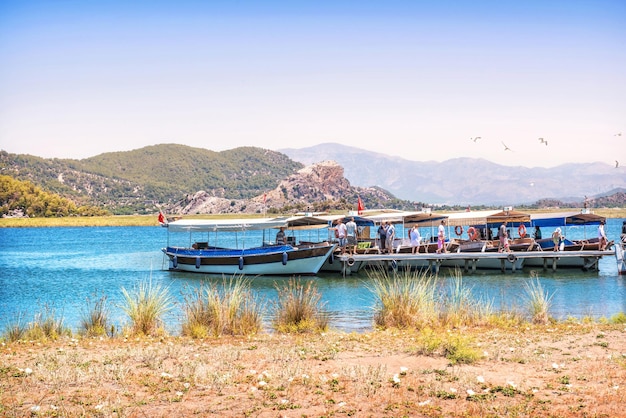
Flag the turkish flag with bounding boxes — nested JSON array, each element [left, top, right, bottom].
[[357, 196, 364, 215], [158, 211, 165, 224]]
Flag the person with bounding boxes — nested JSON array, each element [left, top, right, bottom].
[[598, 220, 608, 250], [551, 228, 563, 251], [409, 225, 421, 254], [377, 221, 387, 253], [533, 226, 542, 240], [498, 221, 510, 253], [335, 218, 348, 254], [386, 221, 395, 253], [275, 227, 286, 245], [621, 220, 626, 244], [436, 220, 446, 254], [345, 217, 358, 255]]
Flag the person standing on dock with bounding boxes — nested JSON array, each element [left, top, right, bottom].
[[498, 221, 511, 253], [437, 220, 447, 253], [551, 228, 563, 251], [386, 222, 396, 253], [378, 222, 387, 253], [598, 220, 608, 250], [410, 225, 421, 254], [346, 217, 358, 255], [336, 218, 348, 254]]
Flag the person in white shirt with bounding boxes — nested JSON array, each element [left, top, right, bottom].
[[409, 225, 421, 254], [345, 217, 358, 255]]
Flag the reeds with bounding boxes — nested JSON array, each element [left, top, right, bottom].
[[25, 304, 69, 340], [271, 277, 330, 333], [366, 266, 437, 329], [523, 273, 554, 325], [181, 276, 263, 337], [120, 278, 173, 336], [80, 292, 112, 337]]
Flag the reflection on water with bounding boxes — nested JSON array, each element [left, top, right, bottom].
[[0, 219, 624, 333]]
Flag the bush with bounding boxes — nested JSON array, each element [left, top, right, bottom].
[[272, 277, 330, 333], [120, 279, 173, 336], [181, 277, 263, 337]]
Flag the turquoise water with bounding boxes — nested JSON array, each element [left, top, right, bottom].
[[0, 219, 624, 334]]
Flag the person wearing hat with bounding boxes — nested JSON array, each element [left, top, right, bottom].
[[552, 227, 563, 251]]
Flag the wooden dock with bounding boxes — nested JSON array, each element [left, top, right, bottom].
[[335, 249, 614, 277]]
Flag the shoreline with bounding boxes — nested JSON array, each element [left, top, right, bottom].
[[1, 208, 624, 228]]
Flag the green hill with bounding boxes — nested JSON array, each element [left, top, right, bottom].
[[0, 145, 303, 215]]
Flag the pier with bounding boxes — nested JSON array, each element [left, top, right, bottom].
[[335, 249, 614, 277]]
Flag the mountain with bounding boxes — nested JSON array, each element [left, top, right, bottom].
[[0, 145, 303, 214], [280, 143, 626, 205]]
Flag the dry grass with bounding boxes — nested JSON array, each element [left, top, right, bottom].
[[1, 323, 625, 417]]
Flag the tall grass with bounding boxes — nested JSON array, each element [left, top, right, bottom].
[[80, 293, 112, 337], [366, 267, 437, 329], [2, 311, 27, 342], [181, 276, 263, 338], [523, 274, 554, 325], [120, 279, 173, 336], [441, 269, 495, 327], [272, 277, 330, 333], [25, 304, 69, 340]]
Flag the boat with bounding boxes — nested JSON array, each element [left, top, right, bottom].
[[524, 211, 611, 269], [617, 240, 626, 275], [161, 217, 336, 275]]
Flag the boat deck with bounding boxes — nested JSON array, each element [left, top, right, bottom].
[[335, 249, 614, 276]]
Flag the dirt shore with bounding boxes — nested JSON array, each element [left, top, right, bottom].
[[1, 323, 625, 417]]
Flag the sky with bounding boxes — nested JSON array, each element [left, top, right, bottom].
[[0, 0, 625, 168]]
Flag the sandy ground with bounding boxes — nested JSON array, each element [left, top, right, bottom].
[[1, 323, 625, 417]]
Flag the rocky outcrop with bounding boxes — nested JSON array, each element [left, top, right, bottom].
[[169, 160, 395, 215]]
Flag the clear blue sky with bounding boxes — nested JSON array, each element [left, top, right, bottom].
[[1, 0, 624, 168]]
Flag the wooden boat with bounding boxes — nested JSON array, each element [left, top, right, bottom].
[[524, 211, 610, 269], [162, 218, 336, 275]]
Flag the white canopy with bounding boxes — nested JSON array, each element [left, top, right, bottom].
[[166, 218, 287, 233]]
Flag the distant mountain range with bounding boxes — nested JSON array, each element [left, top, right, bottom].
[[280, 143, 626, 205], [1, 143, 624, 216]]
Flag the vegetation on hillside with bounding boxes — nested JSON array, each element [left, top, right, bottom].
[[0, 175, 108, 218]]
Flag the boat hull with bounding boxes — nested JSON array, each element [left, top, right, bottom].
[[163, 243, 335, 275]]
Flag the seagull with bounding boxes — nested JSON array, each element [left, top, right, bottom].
[[615, 132, 622, 137], [538, 137, 548, 145], [471, 136, 482, 142], [616, 160, 620, 168], [501, 141, 513, 152]]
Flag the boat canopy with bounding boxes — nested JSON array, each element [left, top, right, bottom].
[[445, 209, 531, 228], [530, 211, 606, 227], [166, 218, 288, 233]]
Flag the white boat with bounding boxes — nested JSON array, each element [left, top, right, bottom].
[[616, 240, 626, 275], [524, 211, 610, 269], [162, 218, 336, 275]]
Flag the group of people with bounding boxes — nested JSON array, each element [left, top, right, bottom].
[[335, 217, 358, 255], [376, 221, 396, 254]]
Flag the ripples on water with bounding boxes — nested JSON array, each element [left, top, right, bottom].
[[0, 219, 624, 333]]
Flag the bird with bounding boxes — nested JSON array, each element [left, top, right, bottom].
[[471, 136, 482, 142], [615, 132, 622, 137], [616, 160, 620, 168], [501, 141, 513, 151], [538, 137, 548, 145]]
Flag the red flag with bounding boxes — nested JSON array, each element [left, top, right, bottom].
[[357, 196, 364, 215], [158, 211, 165, 225]]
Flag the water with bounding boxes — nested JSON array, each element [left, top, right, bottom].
[[0, 219, 624, 334]]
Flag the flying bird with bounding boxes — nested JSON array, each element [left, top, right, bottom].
[[538, 137, 548, 145], [501, 141, 513, 152], [471, 136, 482, 142], [615, 132, 622, 137], [616, 160, 620, 168]]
